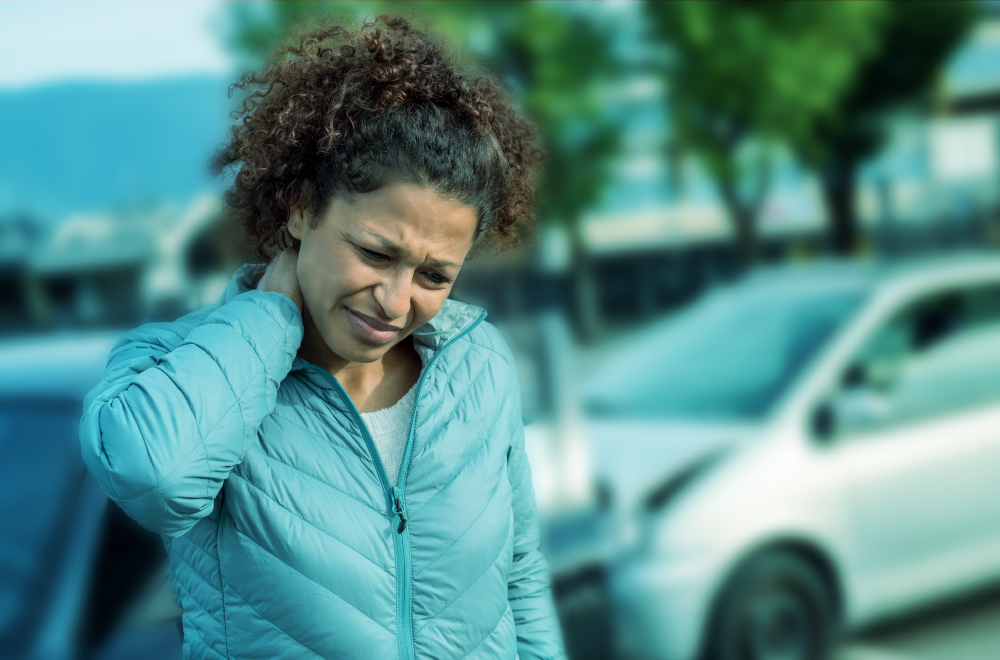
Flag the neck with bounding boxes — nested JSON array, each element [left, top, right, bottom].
[[297, 304, 413, 406]]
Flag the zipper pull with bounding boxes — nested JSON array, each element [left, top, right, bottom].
[[393, 487, 407, 534]]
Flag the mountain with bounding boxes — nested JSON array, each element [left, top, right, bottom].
[[0, 75, 237, 223]]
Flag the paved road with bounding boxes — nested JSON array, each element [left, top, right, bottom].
[[837, 592, 1000, 660]]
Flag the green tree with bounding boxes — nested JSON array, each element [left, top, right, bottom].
[[224, 1, 621, 339], [805, 0, 977, 254], [645, 0, 884, 264]]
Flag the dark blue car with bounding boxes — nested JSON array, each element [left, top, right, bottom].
[[0, 332, 182, 660]]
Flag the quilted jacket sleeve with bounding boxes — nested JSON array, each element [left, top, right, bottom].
[[506, 364, 567, 660], [79, 289, 303, 538]]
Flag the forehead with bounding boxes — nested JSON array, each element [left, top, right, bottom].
[[328, 182, 477, 254]]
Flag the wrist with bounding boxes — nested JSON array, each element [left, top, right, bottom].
[[258, 280, 303, 313]]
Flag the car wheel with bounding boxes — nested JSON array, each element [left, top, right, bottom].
[[703, 550, 838, 660]]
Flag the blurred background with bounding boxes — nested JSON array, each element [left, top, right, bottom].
[[5, 1, 1000, 659]]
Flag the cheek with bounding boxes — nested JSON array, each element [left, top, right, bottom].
[[339, 260, 377, 291], [298, 239, 351, 290], [295, 250, 341, 316], [308, 258, 381, 311], [410, 290, 450, 327]]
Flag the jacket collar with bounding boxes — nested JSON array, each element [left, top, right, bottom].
[[223, 263, 486, 355]]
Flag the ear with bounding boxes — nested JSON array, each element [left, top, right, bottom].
[[287, 204, 306, 240]]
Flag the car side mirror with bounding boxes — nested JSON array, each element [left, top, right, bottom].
[[810, 402, 836, 443], [817, 388, 892, 443], [812, 384, 894, 443]]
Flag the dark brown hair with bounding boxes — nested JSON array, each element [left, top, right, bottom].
[[212, 14, 543, 262]]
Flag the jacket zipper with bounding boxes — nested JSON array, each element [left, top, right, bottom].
[[300, 307, 486, 660]]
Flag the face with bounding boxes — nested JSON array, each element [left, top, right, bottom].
[[287, 181, 478, 364]]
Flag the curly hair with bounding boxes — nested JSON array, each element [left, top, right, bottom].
[[212, 14, 543, 263]]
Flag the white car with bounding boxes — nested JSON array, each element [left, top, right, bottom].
[[582, 255, 1000, 660]]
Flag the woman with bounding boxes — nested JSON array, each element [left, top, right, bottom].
[[79, 15, 565, 660]]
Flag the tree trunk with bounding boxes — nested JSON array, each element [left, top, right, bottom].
[[567, 221, 604, 343], [718, 180, 758, 267], [732, 203, 758, 267], [821, 156, 859, 255]]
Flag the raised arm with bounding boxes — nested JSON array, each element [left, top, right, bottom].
[[79, 285, 303, 538]]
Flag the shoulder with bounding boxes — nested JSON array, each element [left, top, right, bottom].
[[459, 319, 520, 399], [464, 319, 516, 367], [107, 301, 221, 363]]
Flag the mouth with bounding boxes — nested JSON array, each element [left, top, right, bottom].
[[345, 308, 403, 345]]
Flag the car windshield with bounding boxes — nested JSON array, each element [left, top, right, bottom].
[[584, 283, 865, 421]]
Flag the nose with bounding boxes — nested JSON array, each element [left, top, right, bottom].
[[373, 269, 412, 322]]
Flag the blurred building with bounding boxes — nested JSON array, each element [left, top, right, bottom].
[[1, 195, 242, 334], [0, 213, 44, 334]]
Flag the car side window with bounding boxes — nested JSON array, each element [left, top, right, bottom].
[[833, 283, 1000, 436]]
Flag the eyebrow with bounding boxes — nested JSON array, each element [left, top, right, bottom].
[[362, 231, 462, 270]]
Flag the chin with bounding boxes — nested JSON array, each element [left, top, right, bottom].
[[347, 347, 386, 363], [325, 334, 391, 363]]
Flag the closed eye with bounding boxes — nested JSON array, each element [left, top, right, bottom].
[[357, 246, 389, 262], [426, 271, 453, 285]]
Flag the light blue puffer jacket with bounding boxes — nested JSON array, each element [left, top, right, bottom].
[[79, 265, 566, 660]]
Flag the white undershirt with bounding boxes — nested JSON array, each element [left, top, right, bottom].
[[359, 382, 418, 487]]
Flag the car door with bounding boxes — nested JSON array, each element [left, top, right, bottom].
[[828, 282, 1000, 615], [0, 394, 183, 660], [0, 397, 87, 658]]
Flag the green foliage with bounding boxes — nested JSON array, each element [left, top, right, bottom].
[[805, 0, 977, 253], [810, 0, 978, 166], [646, 0, 979, 258], [646, 1, 883, 187], [474, 3, 620, 228], [223, 1, 621, 233]]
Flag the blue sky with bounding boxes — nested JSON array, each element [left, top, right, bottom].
[[0, 1, 234, 89]]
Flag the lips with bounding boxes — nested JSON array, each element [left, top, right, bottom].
[[346, 308, 402, 345]]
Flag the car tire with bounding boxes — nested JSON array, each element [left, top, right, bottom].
[[703, 550, 838, 660]]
